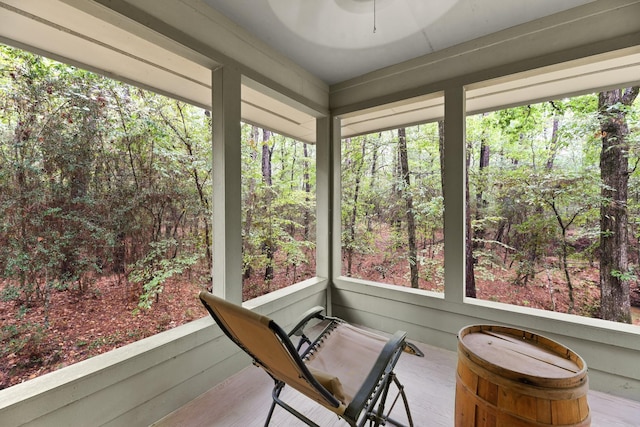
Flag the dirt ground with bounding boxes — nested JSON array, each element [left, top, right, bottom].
[[0, 275, 205, 389]]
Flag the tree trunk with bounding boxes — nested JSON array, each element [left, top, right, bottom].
[[346, 137, 367, 277], [261, 129, 274, 282], [262, 129, 273, 186], [398, 128, 419, 288], [243, 125, 260, 279], [303, 142, 311, 240], [367, 135, 379, 231], [546, 199, 581, 313], [546, 115, 560, 170], [289, 140, 296, 189], [438, 121, 445, 194], [598, 87, 638, 323], [475, 134, 490, 250], [465, 138, 477, 298], [62, 114, 94, 287]]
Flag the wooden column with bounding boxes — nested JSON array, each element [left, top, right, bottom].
[[315, 116, 331, 280], [331, 117, 342, 282], [211, 66, 242, 303], [443, 86, 466, 304], [316, 116, 333, 313]]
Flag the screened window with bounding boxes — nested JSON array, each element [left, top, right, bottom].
[[466, 90, 640, 325], [341, 124, 444, 292], [241, 124, 316, 300]]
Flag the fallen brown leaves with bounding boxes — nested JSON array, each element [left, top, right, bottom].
[[0, 275, 204, 390]]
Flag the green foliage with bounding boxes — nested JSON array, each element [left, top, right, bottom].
[[240, 125, 317, 285], [337, 87, 636, 319], [0, 319, 47, 367], [610, 268, 636, 283], [128, 239, 201, 312], [1, 44, 213, 308], [339, 123, 444, 283], [464, 90, 640, 319], [1, 284, 20, 302]]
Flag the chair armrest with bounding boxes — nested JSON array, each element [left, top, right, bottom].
[[288, 306, 325, 337], [345, 330, 407, 421]]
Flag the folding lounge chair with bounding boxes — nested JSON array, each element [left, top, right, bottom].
[[199, 291, 415, 427]]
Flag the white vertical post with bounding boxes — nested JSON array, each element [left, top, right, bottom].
[[316, 116, 332, 313], [211, 66, 242, 303], [443, 86, 466, 303], [316, 116, 330, 280], [331, 116, 342, 285]]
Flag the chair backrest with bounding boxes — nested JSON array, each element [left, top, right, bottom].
[[199, 291, 342, 411]]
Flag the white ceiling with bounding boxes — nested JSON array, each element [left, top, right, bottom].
[[2, 0, 639, 144], [204, 0, 597, 85]]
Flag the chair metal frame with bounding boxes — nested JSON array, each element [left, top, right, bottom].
[[199, 291, 414, 427]]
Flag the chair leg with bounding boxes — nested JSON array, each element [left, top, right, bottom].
[[392, 374, 414, 427], [264, 381, 284, 427], [366, 373, 414, 427], [265, 380, 323, 427], [272, 392, 322, 427]]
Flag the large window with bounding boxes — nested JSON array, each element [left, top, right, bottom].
[[466, 89, 640, 325], [241, 125, 316, 299], [341, 124, 444, 291], [0, 45, 212, 388], [0, 44, 319, 390]]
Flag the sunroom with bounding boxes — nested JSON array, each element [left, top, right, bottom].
[[1, 0, 640, 425]]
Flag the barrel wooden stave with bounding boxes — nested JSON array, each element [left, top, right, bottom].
[[455, 325, 590, 427]]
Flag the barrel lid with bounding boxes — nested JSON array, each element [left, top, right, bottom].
[[458, 325, 587, 384]]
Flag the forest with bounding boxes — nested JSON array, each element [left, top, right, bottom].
[[1, 44, 639, 388], [342, 90, 640, 324], [0, 45, 315, 387]]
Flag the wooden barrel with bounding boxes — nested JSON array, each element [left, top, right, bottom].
[[455, 325, 590, 427]]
